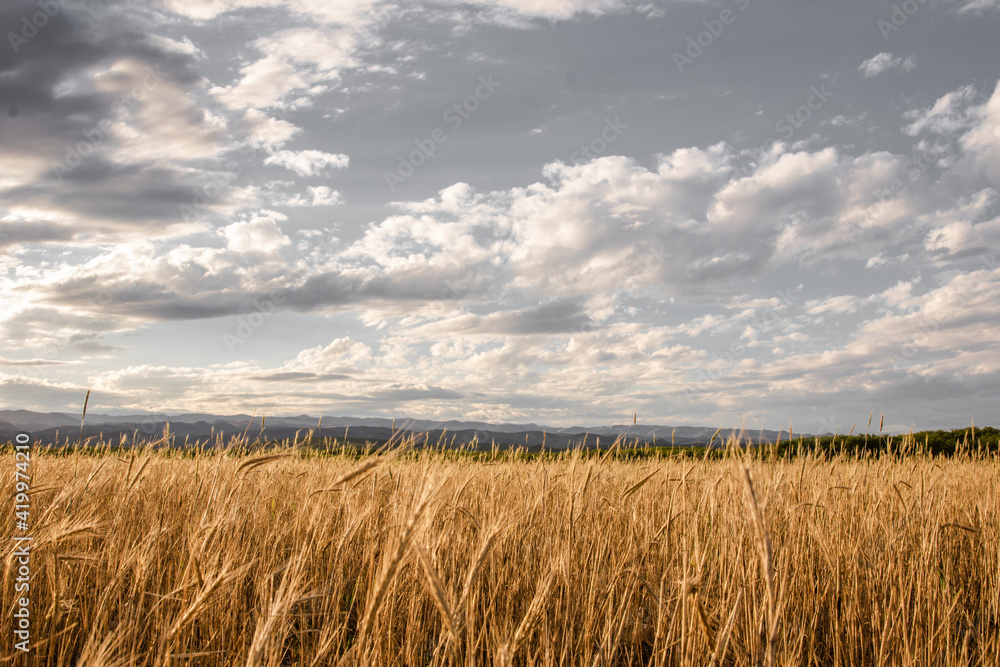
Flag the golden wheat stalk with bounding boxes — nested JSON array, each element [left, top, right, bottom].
[[740, 462, 782, 667]]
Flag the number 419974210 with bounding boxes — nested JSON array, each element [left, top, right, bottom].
[[14, 433, 30, 528]]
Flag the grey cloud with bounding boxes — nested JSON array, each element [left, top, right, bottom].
[[249, 372, 353, 382], [0, 376, 95, 408], [0, 0, 228, 236], [0, 358, 69, 366], [0, 220, 77, 246], [283, 266, 499, 312], [0, 2, 197, 135], [425, 299, 595, 335], [13, 163, 235, 227], [368, 385, 463, 401]]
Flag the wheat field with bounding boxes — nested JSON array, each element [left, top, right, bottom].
[[2, 438, 998, 666]]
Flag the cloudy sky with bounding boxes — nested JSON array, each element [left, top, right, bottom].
[[1, 0, 999, 432]]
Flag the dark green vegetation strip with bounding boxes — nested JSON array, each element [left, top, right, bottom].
[[3, 426, 997, 461]]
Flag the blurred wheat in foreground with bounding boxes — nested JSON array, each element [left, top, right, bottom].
[[2, 439, 998, 666]]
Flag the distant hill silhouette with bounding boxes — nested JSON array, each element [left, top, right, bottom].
[[0, 410, 808, 448]]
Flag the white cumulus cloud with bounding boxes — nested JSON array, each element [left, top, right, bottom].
[[859, 52, 916, 78], [264, 150, 349, 176]]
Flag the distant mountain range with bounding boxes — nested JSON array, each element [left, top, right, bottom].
[[0, 409, 820, 449]]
